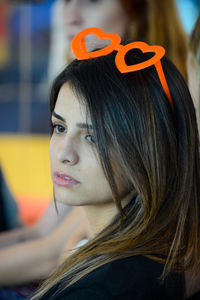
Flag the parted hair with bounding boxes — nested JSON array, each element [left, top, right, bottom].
[[32, 46, 200, 299]]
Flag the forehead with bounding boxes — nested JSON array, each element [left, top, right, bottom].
[[54, 83, 87, 122]]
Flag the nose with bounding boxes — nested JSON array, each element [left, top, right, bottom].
[[57, 136, 79, 166], [63, 0, 83, 26]]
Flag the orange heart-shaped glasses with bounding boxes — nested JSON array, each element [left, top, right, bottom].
[[71, 27, 173, 108]]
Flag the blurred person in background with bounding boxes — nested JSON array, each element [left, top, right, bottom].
[[0, 167, 22, 232], [49, 0, 188, 81], [0, 203, 89, 299]]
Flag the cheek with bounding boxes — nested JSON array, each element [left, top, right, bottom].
[[83, 4, 128, 34], [83, 155, 111, 190], [49, 137, 54, 157], [96, 6, 129, 36], [83, 154, 102, 179], [49, 137, 56, 169]]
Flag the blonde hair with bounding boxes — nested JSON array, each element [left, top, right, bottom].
[[121, 0, 188, 79]]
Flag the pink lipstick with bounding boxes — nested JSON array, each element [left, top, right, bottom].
[[54, 172, 80, 187]]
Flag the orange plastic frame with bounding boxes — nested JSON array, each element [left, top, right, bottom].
[[72, 27, 173, 108]]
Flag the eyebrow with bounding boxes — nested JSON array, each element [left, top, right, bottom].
[[77, 123, 93, 130], [52, 112, 66, 122], [52, 112, 93, 130]]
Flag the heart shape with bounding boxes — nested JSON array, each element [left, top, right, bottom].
[[71, 27, 173, 108], [115, 41, 165, 73], [115, 41, 173, 106], [71, 27, 121, 59]]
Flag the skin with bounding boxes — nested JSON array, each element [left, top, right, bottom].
[[0, 206, 89, 285], [0, 201, 70, 250], [49, 83, 132, 236], [61, 0, 130, 58]]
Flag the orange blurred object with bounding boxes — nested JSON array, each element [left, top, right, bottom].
[[0, 134, 53, 225]]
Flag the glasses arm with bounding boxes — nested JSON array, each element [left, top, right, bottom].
[[155, 61, 174, 108]]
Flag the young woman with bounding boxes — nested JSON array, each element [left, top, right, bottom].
[[33, 28, 200, 299]]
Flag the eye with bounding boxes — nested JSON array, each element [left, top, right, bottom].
[[52, 123, 67, 134], [85, 134, 96, 144]]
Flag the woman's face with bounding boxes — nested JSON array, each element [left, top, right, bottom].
[[61, 0, 130, 45], [49, 83, 127, 206]]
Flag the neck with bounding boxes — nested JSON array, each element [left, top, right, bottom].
[[83, 190, 135, 238], [83, 201, 118, 238]]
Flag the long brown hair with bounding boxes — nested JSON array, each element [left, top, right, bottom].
[[121, 0, 188, 78], [32, 47, 200, 298]]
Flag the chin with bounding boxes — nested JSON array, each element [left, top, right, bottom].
[[53, 187, 84, 206]]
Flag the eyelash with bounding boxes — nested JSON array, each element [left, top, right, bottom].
[[51, 122, 96, 145], [85, 134, 96, 144], [51, 123, 67, 134]]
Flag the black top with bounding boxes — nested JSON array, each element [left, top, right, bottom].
[[0, 168, 22, 231], [40, 255, 185, 299]]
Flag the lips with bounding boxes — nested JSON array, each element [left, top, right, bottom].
[[54, 172, 80, 187]]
